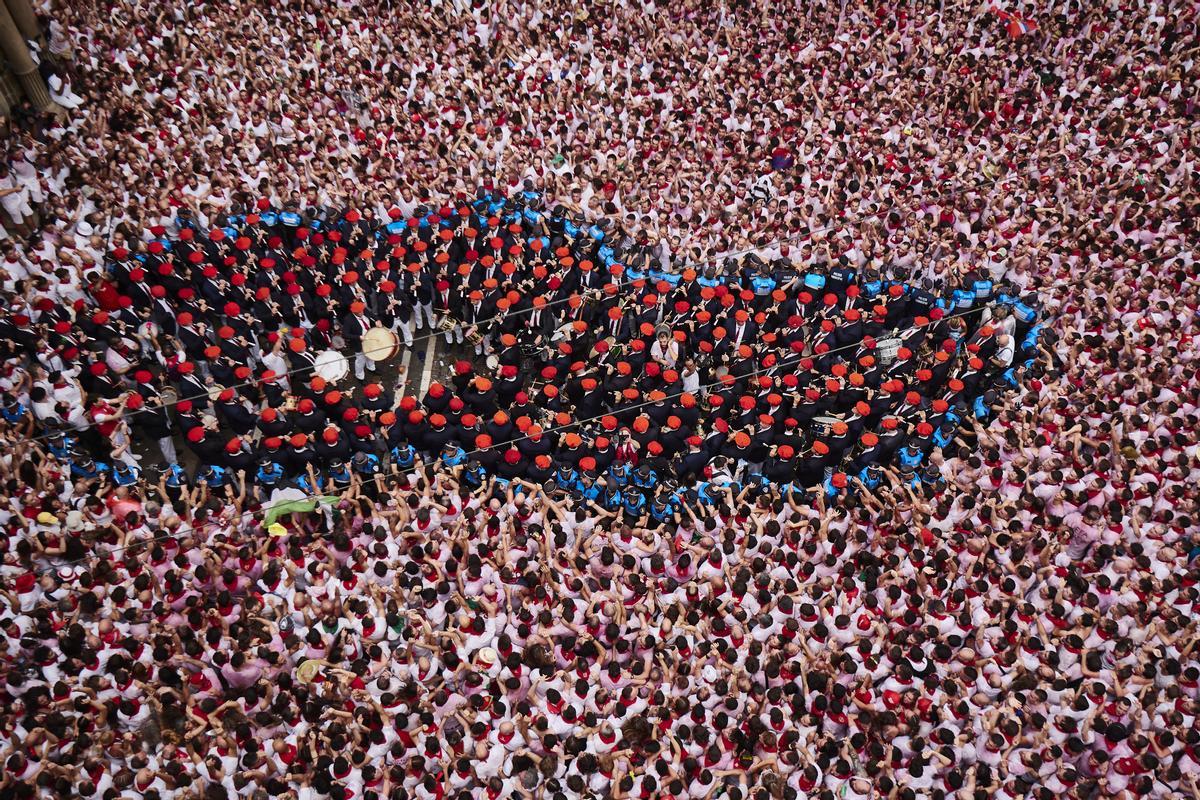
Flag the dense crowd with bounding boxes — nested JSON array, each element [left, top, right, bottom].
[[0, 0, 1197, 799]]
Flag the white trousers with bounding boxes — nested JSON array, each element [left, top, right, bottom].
[[354, 352, 376, 380]]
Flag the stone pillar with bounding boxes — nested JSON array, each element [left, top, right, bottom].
[[0, 1, 50, 110], [2, 0, 38, 43]]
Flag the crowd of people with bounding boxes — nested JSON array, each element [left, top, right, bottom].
[[0, 0, 1198, 798]]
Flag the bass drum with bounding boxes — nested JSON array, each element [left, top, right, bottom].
[[362, 326, 400, 362]]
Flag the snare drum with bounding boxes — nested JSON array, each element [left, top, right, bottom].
[[876, 336, 902, 365], [811, 415, 841, 437]]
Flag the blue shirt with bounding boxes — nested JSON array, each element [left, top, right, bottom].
[[112, 464, 141, 486], [631, 469, 657, 490], [353, 454, 381, 475], [199, 465, 227, 488], [622, 491, 646, 516], [554, 468, 580, 493], [693, 482, 722, 506], [778, 482, 807, 501], [600, 489, 624, 512], [649, 498, 676, 522], [1022, 323, 1044, 352], [803, 273, 826, 291], [391, 445, 416, 470], [933, 426, 956, 450], [441, 446, 467, 467], [256, 464, 283, 485], [649, 268, 680, 287], [898, 447, 924, 470], [165, 464, 189, 487], [951, 288, 975, 310], [822, 477, 845, 499], [856, 468, 883, 491], [462, 465, 486, 488], [1, 402, 26, 423], [70, 460, 109, 479], [608, 463, 632, 487], [750, 275, 777, 295], [48, 437, 75, 460]]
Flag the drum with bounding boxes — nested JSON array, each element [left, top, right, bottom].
[[876, 336, 902, 365], [811, 416, 841, 437], [362, 326, 400, 362], [313, 350, 350, 384], [206, 383, 226, 402]]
